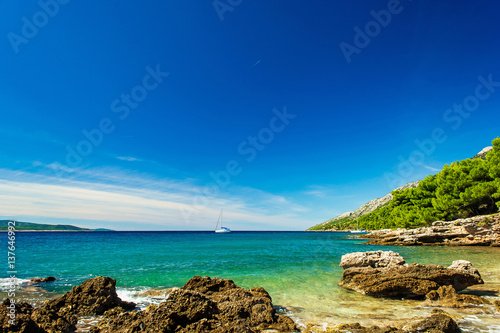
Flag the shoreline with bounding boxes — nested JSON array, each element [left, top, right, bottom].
[[356, 213, 500, 247], [3, 255, 500, 333]]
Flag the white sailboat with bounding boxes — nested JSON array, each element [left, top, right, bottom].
[[215, 209, 231, 233], [350, 220, 366, 233]]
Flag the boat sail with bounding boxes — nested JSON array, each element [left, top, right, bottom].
[[350, 219, 366, 233], [215, 209, 231, 233]]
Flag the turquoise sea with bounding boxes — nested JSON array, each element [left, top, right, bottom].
[[2, 231, 500, 332]]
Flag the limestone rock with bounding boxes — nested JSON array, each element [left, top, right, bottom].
[[364, 213, 500, 246], [339, 250, 405, 269], [339, 252, 483, 298]]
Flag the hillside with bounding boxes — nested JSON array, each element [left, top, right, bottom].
[[308, 138, 500, 231], [309, 181, 419, 231], [0, 220, 92, 231]]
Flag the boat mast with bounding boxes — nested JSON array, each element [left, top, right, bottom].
[[215, 209, 223, 230]]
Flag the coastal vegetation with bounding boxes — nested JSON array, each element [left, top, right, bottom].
[[0, 220, 92, 231], [310, 138, 500, 231]]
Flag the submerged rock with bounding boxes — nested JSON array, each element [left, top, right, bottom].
[[404, 309, 461, 333], [423, 285, 485, 308], [90, 276, 297, 333], [309, 310, 461, 333], [339, 251, 483, 298], [30, 276, 57, 284]]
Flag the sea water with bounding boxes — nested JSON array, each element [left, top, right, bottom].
[[1, 231, 500, 332]]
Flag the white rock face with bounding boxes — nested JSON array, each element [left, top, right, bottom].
[[472, 146, 493, 159], [339, 250, 405, 269], [448, 260, 481, 280]]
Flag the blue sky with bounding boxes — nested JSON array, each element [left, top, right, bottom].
[[0, 1, 499, 230]]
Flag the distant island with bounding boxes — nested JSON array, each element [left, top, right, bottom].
[[0, 220, 113, 231], [309, 137, 500, 231]]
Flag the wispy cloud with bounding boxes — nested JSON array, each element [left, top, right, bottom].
[[116, 156, 142, 162], [0, 167, 310, 230], [420, 164, 441, 173]]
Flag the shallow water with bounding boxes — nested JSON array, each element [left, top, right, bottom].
[[1, 231, 499, 331]]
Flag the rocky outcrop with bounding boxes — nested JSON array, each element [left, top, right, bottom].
[[363, 214, 500, 246], [91, 276, 297, 333], [473, 146, 493, 159], [39, 276, 135, 317], [1, 276, 135, 333], [30, 277, 57, 284], [339, 251, 483, 298]]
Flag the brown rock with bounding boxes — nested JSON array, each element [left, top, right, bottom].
[[41, 276, 135, 317], [30, 277, 57, 284], [424, 285, 485, 308], [322, 311, 461, 333], [494, 300, 500, 312], [339, 252, 483, 298], [31, 305, 77, 333], [0, 298, 44, 333], [90, 276, 297, 333], [404, 310, 461, 333]]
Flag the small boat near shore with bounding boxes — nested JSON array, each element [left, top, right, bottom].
[[350, 220, 366, 233], [215, 209, 231, 233]]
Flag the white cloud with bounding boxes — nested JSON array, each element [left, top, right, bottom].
[[0, 167, 310, 230]]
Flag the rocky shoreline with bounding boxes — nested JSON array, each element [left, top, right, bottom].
[[359, 213, 500, 246], [3, 250, 499, 333]]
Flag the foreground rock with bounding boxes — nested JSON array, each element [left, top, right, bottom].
[[0, 299, 44, 333], [39, 276, 135, 317], [339, 251, 483, 298], [1, 276, 135, 333], [90, 276, 297, 333], [362, 213, 500, 246]]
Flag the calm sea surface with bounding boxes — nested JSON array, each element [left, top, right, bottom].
[[2, 231, 500, 332]]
